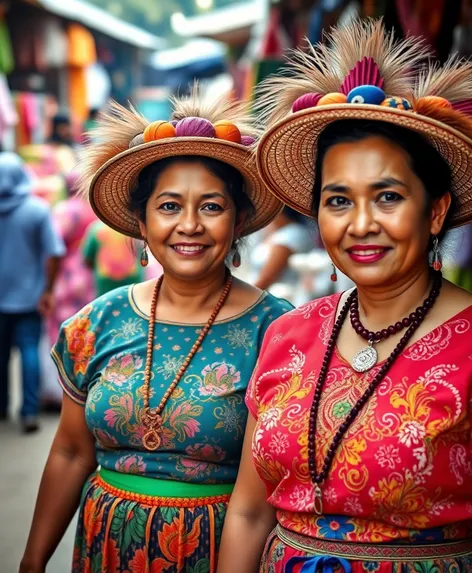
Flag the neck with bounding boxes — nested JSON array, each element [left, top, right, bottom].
[[356, 265, 433, 329], [159, 266, 228, 312]]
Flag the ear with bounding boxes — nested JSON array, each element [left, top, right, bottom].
[[233, 212, 247, 239], [430, 192, 451, 236], [138, 219, 146, 240]]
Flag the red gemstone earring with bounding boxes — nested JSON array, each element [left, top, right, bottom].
[[232, 250, 241, 268], [330, 263, 338, 282], [141, 240, 149, 267], [431, 235, 442, 271]]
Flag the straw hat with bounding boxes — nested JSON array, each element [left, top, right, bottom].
[[256, 19, 472, 228], [80, 86, 283, 238]]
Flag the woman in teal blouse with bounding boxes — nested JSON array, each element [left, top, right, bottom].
[[20, 90, 290, 573]]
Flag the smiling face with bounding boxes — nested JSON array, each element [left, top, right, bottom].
[[317, 135, 450, 288], [138, 160, 239, 281]]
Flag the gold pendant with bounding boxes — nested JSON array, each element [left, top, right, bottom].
[[141, 408, 163, 451], [314, 485, 323, 515]]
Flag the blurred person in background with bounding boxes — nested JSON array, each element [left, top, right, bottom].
[[20, 89, 291, 573], [446, 224, 472, 291], [249, 206, 312, 293], [0, 153, 65, 433], [41, 171, 97, 412], [82, 219, 144, 296], [47, 113, 78, 174]]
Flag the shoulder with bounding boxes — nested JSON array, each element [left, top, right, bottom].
[[64, 285, 134, 328], [260, 292, 294, 318], [265, 292, 342, 333], [24, 196, 51, 219]]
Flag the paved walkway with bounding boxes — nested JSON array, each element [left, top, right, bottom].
[[0, 358, 75, 573]]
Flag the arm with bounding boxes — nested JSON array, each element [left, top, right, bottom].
[[254, 244, 293, 290], [19, 394, 97, 573], [82, 225, 98, 271], [37, 208, 65, 316], [38, 256, 62, 316], [217, 414, 276, 573]]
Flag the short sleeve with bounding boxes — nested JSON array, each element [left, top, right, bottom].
[[247, 296, 293, 418], [40, 208, 66, 258], [82, 224, 99, 267], [50, 304, 96, 405], [246, 320, 276, 419]]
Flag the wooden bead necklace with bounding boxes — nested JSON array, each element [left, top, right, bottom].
[[308, 271, 442, 515], [141, 272, 233, 451]]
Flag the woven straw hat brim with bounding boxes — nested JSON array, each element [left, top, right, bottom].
[[257, 104, 472, 229], [90, 137, 283, 238]]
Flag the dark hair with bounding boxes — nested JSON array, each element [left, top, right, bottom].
[[128, 156, 255, 227], [312, 120, 456, 241], [281, 206, 307, 225]]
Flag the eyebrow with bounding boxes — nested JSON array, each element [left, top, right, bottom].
[[321, 177, 408, 193], [156, 191, 226, 200]]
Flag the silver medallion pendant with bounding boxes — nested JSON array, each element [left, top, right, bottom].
[[352, 342, 378, 373]]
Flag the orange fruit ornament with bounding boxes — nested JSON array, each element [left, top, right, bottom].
[[317, 93, 348, 106], [214, 120, 241, 143], [415, 96, 452, 109], [143, 121, 176, 142]]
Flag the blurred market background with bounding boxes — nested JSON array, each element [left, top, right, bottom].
[[1, 0, 472, 570]]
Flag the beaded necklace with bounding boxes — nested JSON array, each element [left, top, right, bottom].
[[308, 272, 442, 514], [141, 272, 233, 450]]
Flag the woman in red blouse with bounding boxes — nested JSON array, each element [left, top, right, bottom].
[[218, 19, 472, 573]]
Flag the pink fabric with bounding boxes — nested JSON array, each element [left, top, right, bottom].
[[47, 197, 97, 344]]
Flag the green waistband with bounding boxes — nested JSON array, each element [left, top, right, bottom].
[[99, 467, 234, 498]]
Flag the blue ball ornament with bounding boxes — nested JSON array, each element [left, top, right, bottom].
[[347, 85, 386, 105]]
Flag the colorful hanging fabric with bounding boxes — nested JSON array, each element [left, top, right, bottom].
[[0, 18, 14, 75]]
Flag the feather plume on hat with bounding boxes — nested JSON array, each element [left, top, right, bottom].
[[79, 82, 282, 238], [255, 18, 431, 127], [78, 84, 259, 199], [254, 17, 472, 227]]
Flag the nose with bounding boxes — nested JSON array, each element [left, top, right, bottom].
[[176, 208, 204, 235], [348, 201, 380, 237]]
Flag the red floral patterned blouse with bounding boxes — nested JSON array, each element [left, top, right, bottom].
[[246, 294, 472, 543]]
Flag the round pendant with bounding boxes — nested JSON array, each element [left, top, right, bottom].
[[143, 429, 161, 451], [352, 344, 378, 373]]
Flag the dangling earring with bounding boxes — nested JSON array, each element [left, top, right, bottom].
[[140, 240, 149, 267], [431, 235, 442, 271], [330, 263, 338, 282], [232, 250, 241, 268]]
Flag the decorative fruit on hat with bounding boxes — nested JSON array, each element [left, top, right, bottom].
[[214, 120, 242, 143], [254, 18, 472, 228], [143, 121, 176, 142], [78, 84, 284, 239]]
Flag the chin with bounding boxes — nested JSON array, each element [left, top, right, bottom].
[[343, 266, 394, 288]]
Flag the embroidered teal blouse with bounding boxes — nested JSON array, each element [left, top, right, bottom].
[[52, 285, 292, 483]]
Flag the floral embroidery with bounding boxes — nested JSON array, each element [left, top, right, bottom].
[[375, 445, 401, 469], [269, 431, 290, 455], [198, 362, 241, 396], [114, 454, 146, 474], [247, 293, 472, 544], [102, 353, 143, 386], [156, 354, 185, 380], [316, 516, 355, 540], [64, 305, 96, 376], [53, 287, 293, 569], [109, 318, 143, 342], [222, 324, 253, 355]]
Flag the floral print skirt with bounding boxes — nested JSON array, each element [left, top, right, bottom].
[[261, 526, 472, 573], [73, 473, 230, 573]]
